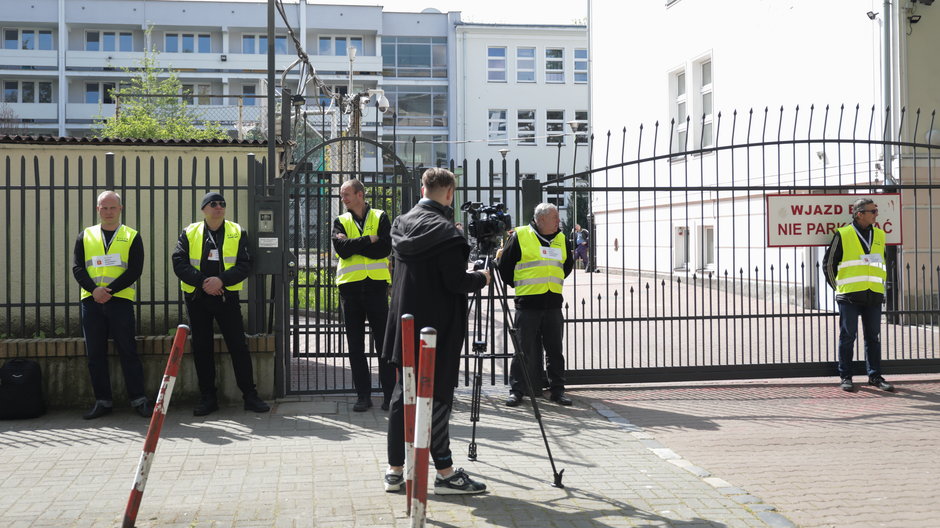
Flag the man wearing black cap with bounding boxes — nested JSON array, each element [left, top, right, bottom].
[[172, 191, 270, 416]]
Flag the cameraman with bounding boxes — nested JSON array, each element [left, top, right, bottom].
[[381, 168, 491, 495], [497, 203, 574, 407]]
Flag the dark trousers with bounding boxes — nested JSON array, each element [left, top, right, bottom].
[[340, 287, 395, 401], [185, 290, 256, 398], [387, 371, 454, 471], [837, 300, 883, 379], [510, 307, 566, 396], [81, 298, 146, 404]]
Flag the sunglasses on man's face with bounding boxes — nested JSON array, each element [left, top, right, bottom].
[[208, 201, 226, 208], [860, 209, 878, 214]]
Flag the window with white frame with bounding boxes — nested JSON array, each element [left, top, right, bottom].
[[318, 36, 363, 56], [4, 28, 54, 50], [574, 48, 588, 83], [487, 47, 506, 82], [573, 110, 589, 144], [545, 48, 564, 83], [165, 33, 210, 53], [697, 225, 715, 269], [86, 31, 133, 52], [672, 69, 688, 152], [3, 80, 53, 103], [546, 109, 565, 144], [382, 37, 447, 79], [242, 85, 257, 106], [85, 82, 116, 104], [516, 47, 535, 82], [488, 109, 508, 144], [517, 110, 536, 145], [182, 83, 212, 105], [697, 59, 713, 147], [546, 176, 566, 209], [242, 34, 287, 55]]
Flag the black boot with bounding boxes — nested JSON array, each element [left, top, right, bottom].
[[193, 394, 219, 416]]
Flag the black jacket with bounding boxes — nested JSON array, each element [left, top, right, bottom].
[[497, 222, 574, 310], [171, 221, 251, 295], [381, 199, 487, 401], [822, 220, 883, 306], [331, 204, 392, 294]]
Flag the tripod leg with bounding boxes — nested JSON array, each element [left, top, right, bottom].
[[496, 275, 565, 488], [467, 343, 484, 461]]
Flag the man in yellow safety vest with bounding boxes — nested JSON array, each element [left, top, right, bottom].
[[332, 178, 395, 412], [72, 190, 150, 419], [497, 202, 575, 407], [172, 191, 270, 415], [823, 197, 894, 392]]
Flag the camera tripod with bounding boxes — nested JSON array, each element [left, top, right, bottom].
[[465, 254, 565, 489]]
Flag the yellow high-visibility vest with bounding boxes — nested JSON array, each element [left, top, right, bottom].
[[180, 220, 245, 293], [512, 225, 567, 296], [80, 224, 138, 301], [335, 209, 391, 285], [835, 224, 886, 295]]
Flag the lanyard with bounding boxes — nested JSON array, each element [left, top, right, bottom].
[[205, 223, 221, 251], [102, 224, 121, 253], [534, 229, 554, 246], [852, 225, 872, 253]]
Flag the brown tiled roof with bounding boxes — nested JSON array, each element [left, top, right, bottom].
[[0, 134, 271, 146]]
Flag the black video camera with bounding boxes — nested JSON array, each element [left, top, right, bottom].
[[461, 201, 513, 256]]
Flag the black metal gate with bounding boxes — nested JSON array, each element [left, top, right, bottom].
[[559, 106, 940, 384], [277, 106, 940, 395]]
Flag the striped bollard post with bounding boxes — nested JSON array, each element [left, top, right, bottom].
[[122, 324, 190, 528], [411, 327, 437, 528], [401, 315, 416, 515]]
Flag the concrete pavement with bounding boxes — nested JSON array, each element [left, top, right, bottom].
[[0, 384, 791, 528]]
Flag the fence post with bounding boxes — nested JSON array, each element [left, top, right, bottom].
[[520, 175, 541, 225], [411, 327, 437, 528], [122, 325, 190, 528], [401, 314, 416, 515], [105, 152, 115, 189]]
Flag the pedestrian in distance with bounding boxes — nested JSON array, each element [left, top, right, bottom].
[[72, 190, 151, 420], [573, 223, 590, 270], [381, 168, 491, 495], [171, 191, 270, 416], [498, 203, 575, 407], [332, 178, 395, 412], [823, 197, 894, 393]]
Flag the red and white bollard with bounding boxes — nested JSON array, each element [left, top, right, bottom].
[[400, 314, 416, 515], [411, 327, 437, 528], [122, 324, 190, 528]]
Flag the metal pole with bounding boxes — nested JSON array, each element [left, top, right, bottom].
[[267, 0, 276, 183], [883, 0, 894, 184]]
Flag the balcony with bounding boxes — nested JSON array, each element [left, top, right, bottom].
[[66, 103, 114, 123], [0, 49, 57, 70], [4, 102, 58, 121], [65, 50, 141, 71]]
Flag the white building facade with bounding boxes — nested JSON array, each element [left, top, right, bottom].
[[0, 0, 588, 191], [587, 0, 939, 309]]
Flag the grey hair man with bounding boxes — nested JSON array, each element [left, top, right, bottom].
[[497, 202, 575, 406], [823, 197, 893, 392]]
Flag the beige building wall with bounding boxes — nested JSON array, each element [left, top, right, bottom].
[[0, 141, 269, 337]]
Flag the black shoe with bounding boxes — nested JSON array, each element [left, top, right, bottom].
[[869, 376, 895, 392], [505, 393, 523, 407], [840, 378, 855, 392], [83, 401, 113, 420], [550, 392, 573, 406], [193, 395, 219, 417], [243, 394, 270, 413], [434, 468, 486, 495], [384, 471, 404, 492], [381, 399, 390, 411], [353, 397, 373, 412], [133, 401, 154, 418]]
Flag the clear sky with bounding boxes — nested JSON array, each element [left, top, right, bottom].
[[321, 0, 588, 25]]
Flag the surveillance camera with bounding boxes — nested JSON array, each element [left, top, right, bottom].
[[918, 0, 934, 6], [377, 95, 390, 113]]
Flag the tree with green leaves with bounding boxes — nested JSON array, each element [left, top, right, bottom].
[[93, 46, 228, 140]]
